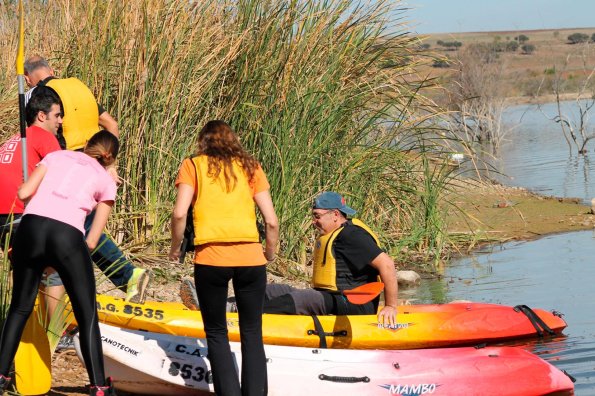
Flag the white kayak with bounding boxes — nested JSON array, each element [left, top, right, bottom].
[[75, 323, 574, 396]]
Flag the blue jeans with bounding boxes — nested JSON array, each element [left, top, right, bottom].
[[84, 210, 134, 289], [45, 211, 134, 289]]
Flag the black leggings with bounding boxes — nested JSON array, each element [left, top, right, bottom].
[[0, 214, 21, 253], [0, 214, 106, 386], [194, 264, 267, 396]]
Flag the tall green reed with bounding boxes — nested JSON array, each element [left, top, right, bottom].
[[0, 232, 13, 324], [0, 0, 453, 273]]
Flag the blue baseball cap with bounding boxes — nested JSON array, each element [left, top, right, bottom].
[[313, 191, 356, 216]]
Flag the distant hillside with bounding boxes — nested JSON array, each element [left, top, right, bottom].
[[417, 27, 595, 103]]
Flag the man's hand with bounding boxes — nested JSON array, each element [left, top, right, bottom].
[[369, 252, 399, 328], [377, 305, 397, 328]]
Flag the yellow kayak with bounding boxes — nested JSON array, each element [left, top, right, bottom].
[[86, 294, 567, 350]]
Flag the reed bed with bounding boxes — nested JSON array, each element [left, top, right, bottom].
[[0, 0, 457, 276]]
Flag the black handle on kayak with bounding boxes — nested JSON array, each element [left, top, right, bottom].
[[307, 330, 348, 337], [318, 374, 370, 383], [513, 304, 556, 336]]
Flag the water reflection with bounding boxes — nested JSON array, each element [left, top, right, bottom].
[[486, 100, 595, 204], [412, 100, 595, 393], [415, 231, 595, 394]]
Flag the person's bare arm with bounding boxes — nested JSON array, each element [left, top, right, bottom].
[[86, 201, 113, 250], [369, 252, 398, 326], [105, 164, 121, 185], [98, 110, 120, 182], [168, 183, 194, 262], [254, 190, 279, 261], [17, 164, 47, 204], [99, 111, 119, 137]]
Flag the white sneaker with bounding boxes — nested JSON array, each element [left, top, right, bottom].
[[126, 268, 151, 304]]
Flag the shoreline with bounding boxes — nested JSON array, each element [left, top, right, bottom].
[[444, 179, 595, 254], [505, 92, 592, 106]]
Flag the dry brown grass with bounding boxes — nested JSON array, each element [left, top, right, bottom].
[[444, 179, 595, 253], [418, 27, 595, 100]]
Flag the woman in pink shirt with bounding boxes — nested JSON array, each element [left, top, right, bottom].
[[0, 130, 119, 396]]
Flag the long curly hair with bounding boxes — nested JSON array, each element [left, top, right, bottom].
[[196, 120, 259, 191]]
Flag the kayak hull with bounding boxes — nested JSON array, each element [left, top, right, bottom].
[[91, 295, 567, 349], [77, 323, 574, 396]]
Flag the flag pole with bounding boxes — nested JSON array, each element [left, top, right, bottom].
[[13, 4, 53, 395], [16, 0, 28, 181]]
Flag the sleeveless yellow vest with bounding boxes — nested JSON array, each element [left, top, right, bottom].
[[311, 219, 380, 291], [46, 78, 99, 150], [191, 156, 260, 245]]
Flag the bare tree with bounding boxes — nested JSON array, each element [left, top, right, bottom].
[[447, 44, 508, 148], [537, 50, 595, 154]]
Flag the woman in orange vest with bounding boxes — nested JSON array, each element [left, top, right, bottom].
[[169, 120, 279, 396]]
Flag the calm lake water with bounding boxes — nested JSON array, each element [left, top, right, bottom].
[[491, 100, 595, 204], [409, 232, 595, 394], [415, 101, 595, 394]]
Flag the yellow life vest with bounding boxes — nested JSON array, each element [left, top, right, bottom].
[[46, 78, 100, 151], [191, 155, 260, 245], [311, 218, 380, 291]]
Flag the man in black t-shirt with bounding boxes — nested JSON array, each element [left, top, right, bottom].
[[179, 192, 399, 324], [263, 192, 398, 326]]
